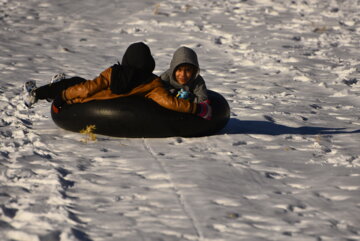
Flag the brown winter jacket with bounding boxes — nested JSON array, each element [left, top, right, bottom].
[[61, 67, 197, 114]]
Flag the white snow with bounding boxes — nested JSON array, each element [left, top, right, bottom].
[[1, 0, 360, 240]]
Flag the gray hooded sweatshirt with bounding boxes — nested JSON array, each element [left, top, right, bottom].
[[160, 47, 208, 103]]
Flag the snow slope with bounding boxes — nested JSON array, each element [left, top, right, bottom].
[[1, 0, 359, 240]]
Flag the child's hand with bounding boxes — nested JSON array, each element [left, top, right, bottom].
[[176, 89, 190, 100], [196, 100, 212, 120]]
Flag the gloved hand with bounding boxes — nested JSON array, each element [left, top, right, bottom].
[[176, 88, 190, 100], [52, 95, 65, 114], [196, 100, 212, 120]]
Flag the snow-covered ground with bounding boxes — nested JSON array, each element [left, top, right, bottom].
[[1, 0, 360, 240]]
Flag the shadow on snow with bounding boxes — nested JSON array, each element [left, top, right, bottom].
[[220, 118, 360, 136]]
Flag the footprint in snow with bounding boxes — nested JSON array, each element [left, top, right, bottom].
[[232, 141, 247, 146], [263, 115, 275, 123], [213, 198, 240, 207]]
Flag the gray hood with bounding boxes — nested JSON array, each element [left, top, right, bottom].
[[169, 46, 200, 89]]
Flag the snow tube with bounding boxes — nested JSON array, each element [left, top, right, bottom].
[[51, 90, 230, 138]]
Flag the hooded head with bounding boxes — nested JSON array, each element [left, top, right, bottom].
[[121, 42, 155, 74], [110, 42, 156, 94], [169, 47, 200, 87]]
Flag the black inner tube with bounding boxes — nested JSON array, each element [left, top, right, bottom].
[[51, 90, 230, 138]]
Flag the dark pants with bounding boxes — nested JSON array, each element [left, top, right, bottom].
[[35, 77, 86, 100]]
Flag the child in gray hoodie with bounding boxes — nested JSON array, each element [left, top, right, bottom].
[[160, 47, 208, 103]]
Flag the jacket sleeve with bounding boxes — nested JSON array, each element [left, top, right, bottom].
[[145, 80, 197, 114], [62, 67, 112, 103], [192, 75, 208, 103]]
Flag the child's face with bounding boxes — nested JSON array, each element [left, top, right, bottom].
[[175, 64, 195, 85]]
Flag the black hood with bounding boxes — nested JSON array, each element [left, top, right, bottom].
[[121, 42, 155, 74], [110, 42, 156, 94]]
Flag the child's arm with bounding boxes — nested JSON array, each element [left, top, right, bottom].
[[142, 79, 197, 114], [62, 67, 112, 103], [192, 75, 208, 103], [146, 83, 212, 119]]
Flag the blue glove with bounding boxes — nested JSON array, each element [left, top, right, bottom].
[[176, 89, 190, 100]]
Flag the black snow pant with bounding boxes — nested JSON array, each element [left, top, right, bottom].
[[35, 77, 86, 100]]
